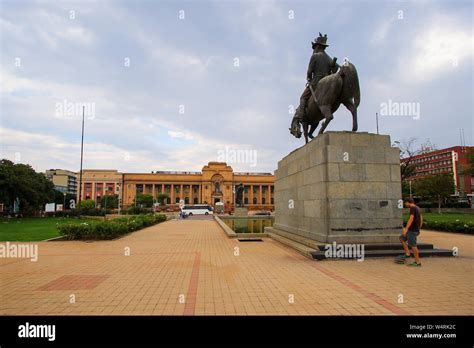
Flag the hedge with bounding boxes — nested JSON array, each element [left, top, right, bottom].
[[56, 206, 160, 217], [421, 219, 474, 234], [55, 208, 111, 217], [122, 206, 154, 215], [417, 201, 471, 209], [58, 214, 167, 240]]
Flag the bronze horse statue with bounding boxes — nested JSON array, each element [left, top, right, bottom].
[[289, 62, 360, 143]]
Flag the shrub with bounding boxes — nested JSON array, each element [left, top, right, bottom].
[[91, 221, 128, 239], [52, 211, 69, 218], [58, 222, 94, 240], [445, 201, 471, 208], [58, 214, 167, 240], [78, 199, 95, 209], [421, 220, 474, 234], [416, 201, 471, 209], [123, 206, 154, 215], [417, 201, 438, 208], [67, 208, 113, 217]]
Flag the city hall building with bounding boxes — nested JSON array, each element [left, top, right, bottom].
[[77, 162, 275, 211]]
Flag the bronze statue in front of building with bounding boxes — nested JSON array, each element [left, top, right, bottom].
[[235, 183, 244, 208]]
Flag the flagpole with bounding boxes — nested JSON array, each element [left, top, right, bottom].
[[78, 106, 85, 215], [376, 112, 379, 135]]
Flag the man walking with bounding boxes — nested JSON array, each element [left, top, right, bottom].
[[399, 198, 423, 266]]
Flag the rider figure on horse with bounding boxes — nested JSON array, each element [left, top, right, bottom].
[[298, 33, 339, 123]]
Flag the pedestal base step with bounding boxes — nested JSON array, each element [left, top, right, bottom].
[[266, 232, 316, 259], [314, 242, 435, 251], [266, 227, 455, 261], [311, 248, 455, 260], [265, 227, 320, 249]]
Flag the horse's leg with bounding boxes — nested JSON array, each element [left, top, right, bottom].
[[317, 105, 334, 135], [303, 122, 309, 144], [308, 122, 319, 139], [343, 100, 358, 132]]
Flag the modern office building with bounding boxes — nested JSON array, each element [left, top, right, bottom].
[[45, 169, 78, 194], [401, 146, 473, 196]]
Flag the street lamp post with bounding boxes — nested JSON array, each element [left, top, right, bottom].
[[117, 183, 121, 215], [104, 186, 108, 214], [63, 192, 66, 210], [232, 182, 236, 215]]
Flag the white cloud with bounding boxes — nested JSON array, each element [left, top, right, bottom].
[[135, 31, 209, 78], [56, 26, 94, 45], [1, 7, 95, 51], [1, 68, 114, 126], [370, 16, 397, 45], [0, 18, 25, 39], [0, 126, 159, 172], [399, 16, 473, 83], [167, 130, 194, 140], [216, 0, 288, 48]]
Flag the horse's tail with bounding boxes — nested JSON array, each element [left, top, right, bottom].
[[340, 62, 360, 107]]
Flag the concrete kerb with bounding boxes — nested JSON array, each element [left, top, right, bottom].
[[214, 216, 271, 239], [214, 215, 237, 238]]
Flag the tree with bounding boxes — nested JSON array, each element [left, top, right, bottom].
[[397, 139, 438, 181], [98, 194, 118, 209], [0, 159, 56, 214], [396, 139, 442, 199], [156, 193, 169, 206], [414, 173, 454, 213], [402, 180, 415, 199], [135, 194, 153, 208], [462, 147, 474, 176], [78, 199, 95, 209], [396, 138, 418, 182], [53, 190, 66, 205], [52, 191, 77, 210], [418, 139, 437, 154]]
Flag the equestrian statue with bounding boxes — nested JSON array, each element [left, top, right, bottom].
[[289, 33, 361, 143]]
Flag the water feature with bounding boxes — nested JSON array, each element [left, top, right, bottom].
[[221, 217, 273, 233]]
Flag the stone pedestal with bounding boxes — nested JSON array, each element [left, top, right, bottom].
[[272, 131, 403, 244], [234, 207, 248, 217]]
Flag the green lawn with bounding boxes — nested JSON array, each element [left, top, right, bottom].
[[403, 212, 474, 224], [0, 217, 94, 241]]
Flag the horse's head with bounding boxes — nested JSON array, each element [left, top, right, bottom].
[[289, 112, 302, 138]]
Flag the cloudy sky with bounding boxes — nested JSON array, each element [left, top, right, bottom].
[[1, 0, 472, 174]]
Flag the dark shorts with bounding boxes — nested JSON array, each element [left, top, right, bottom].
[[400, 230, 419, 247]]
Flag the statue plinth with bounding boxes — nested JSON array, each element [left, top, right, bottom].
[[269, 131, 403, 244]]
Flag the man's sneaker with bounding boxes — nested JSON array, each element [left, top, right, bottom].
[[407, 262, 422, 267]]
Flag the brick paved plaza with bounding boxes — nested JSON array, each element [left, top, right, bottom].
[[1, 218, 472, 315]]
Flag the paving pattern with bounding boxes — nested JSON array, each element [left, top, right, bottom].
[[1, 218, 473, 315]]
